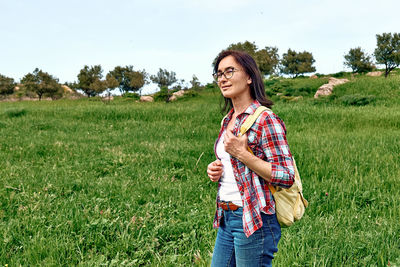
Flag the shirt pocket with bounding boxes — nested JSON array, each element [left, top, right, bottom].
[[247, 128, 262, 156]]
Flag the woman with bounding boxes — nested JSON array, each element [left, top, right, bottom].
[[207, 50, 295, 266]]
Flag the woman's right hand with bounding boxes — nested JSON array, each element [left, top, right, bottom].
[[207, 159, 223, 182]]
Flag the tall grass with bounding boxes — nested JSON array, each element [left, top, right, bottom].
[[0, 76, 399, 266]]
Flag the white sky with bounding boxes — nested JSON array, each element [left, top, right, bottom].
[[1, 0, 399, 94]]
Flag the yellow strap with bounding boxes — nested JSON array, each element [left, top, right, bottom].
[[240, 106, 277, 195], [239, 106, 269, 137]]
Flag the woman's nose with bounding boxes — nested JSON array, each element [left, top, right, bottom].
[[219, 74, 228, 83]]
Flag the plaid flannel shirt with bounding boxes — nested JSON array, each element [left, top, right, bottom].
[[213, 100, 295, 237]]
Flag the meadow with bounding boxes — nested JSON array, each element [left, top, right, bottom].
[[0, 74, 399, 266]]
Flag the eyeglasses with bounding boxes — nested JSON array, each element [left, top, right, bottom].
[[213, 67, 241, 82]]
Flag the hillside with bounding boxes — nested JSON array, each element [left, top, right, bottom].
[[263, 70, 400, 107], [0, 73, 399, 266]]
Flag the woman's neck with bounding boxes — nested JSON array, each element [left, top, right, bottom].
[[231, 94, 253, 117]]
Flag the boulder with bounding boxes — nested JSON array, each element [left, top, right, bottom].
[[140, 96, 154, 102], [366, 71, 383, 77], [169, 95, 177, 102], [314, 84, 334, 98], [314, 77, 349, 98], [61, 85, 74, 93], [103, 95, 114, 101], [172, 90, 185, 97], [310, 75, 318, 79], [328, 77, 349, 86]]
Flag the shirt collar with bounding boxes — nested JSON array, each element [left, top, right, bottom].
[[224, 99, 261, 122], [242, 99, 261, 115]]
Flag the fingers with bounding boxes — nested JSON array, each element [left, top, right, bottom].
[[207, 165, 223, 175], [224, 130, 243, 143], [207, 160, 223, 182], [209, 164, 222, 171]]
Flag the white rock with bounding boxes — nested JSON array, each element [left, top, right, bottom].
[[314, 77, 349, 98], [140, 96, 154, 102]]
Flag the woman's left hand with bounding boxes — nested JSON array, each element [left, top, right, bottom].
[[224, 130, 249, 159]]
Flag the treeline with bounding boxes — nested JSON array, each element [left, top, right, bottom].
[[214, 32, 400, 78], [1, 32, 399, 100], [0, 65, 201, 101]]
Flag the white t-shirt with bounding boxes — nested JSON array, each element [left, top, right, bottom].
[[215, 131, 242, 207]]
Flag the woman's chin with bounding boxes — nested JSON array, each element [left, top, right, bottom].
[[221, 91, 233, 99]]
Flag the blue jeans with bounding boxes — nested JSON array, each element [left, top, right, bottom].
[[211, 207, 281, 267]]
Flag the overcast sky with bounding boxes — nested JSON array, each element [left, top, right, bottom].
[[1, 0, 399, 94]]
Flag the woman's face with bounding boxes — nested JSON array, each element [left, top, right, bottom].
[[217, 55, 251, 99]]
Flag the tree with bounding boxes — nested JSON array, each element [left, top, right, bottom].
[[374, 32, 400, 77], [344, 47, 374, 73], [214, 41, 280, 76], [280, 49, 316, 78], [108, 66, 147, 95], [227, 41, 258, 59], [150, 69, 178, 103], [105, 73, 119, 97], [20, 68, 62, 100], [74, 65, 106, 97], [256, 46, 280, 76], [150, 68, 177, 89], [190, 75, 201, 91], [0, 74, 15, 97], [171, 79, 187, 91]]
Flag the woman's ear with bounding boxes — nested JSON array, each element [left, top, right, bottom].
[[247, 78, 252, 84]]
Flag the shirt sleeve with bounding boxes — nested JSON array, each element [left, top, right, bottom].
[[260, 112, 295, 188]]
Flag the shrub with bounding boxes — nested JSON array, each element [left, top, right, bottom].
[[182, 90, 199, 98], [4, 108, 27, 118], [265, 79, 292, 94], [123, 92, 140, 100], [339, 94, 376, 106], [331, 71, 348, 78], [283, 86, 313, 96], [153, 87, 170, 102]]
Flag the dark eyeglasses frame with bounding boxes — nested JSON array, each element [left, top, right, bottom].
[[213, 67, 241, 82]]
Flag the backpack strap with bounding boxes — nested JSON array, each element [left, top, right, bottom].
[[239, 106, 269, 137], [238, 106, 277, 195]]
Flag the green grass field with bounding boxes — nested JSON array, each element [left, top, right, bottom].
[[1, 75, 400, 266]]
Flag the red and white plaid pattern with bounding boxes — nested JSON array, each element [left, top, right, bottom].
[[213, 100, 295, 237]]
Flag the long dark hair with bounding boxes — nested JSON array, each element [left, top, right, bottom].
[[213, 50, 273, 113]]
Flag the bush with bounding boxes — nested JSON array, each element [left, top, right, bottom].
[[283, 86, 313, 96], [4, 108, 27, 118], [265, 79, 292, 94], [182, 90, 199, 98], [153, 87, 170, 102], [205, 83, 216, 90], [264, 77, 325, 98], [123, 92, 140, 100], [48, 89, 64, 100], [331, 71, 352, 78], [339, 94, 376, 106]]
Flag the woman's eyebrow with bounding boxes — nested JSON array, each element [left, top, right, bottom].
[[217, 66, 234, 72]]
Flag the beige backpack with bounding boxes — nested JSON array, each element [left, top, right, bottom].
[[239, 106, 308, 227]]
